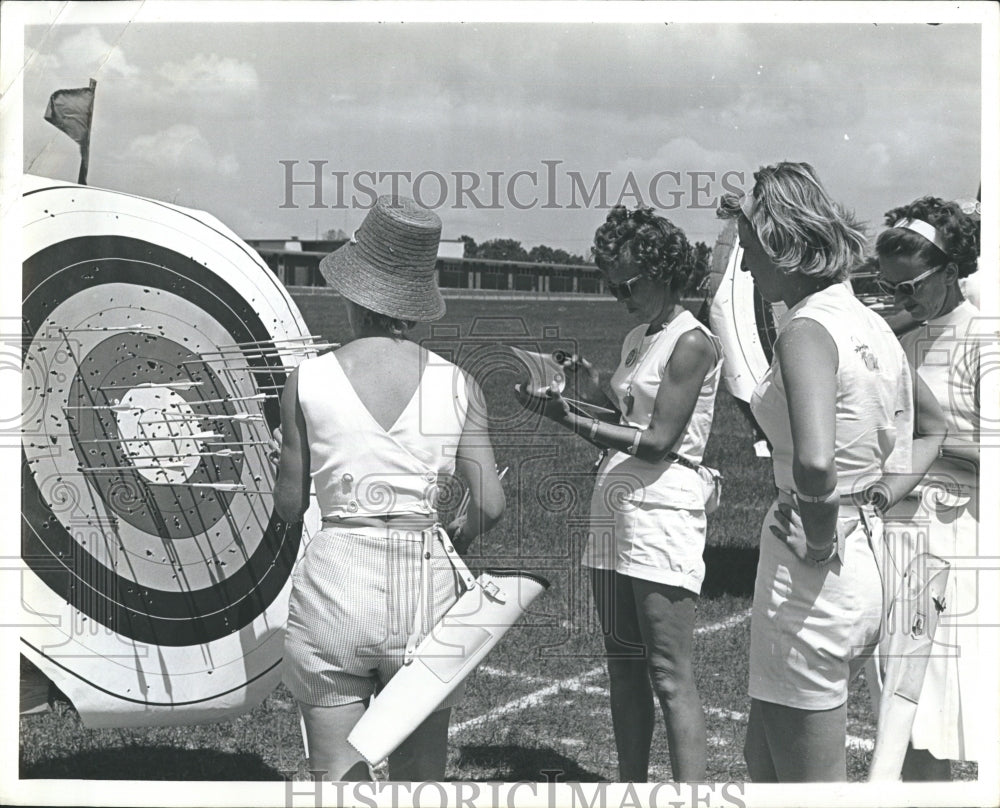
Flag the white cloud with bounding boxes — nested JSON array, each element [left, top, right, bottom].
[[157, 53, 258, 98], [126, 124, 239, 176], [58, 27, 139, 79]]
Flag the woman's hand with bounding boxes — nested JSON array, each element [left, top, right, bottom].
[[555, 352, 606, 405], [267, 426, 282, 471], [770, 501, 838, 567], [556, 351, 600, 381], [514, 380, 572, 424], [445, 514, 468, 551]]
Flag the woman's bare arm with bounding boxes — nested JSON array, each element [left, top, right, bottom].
[[521, 329, 717, 464], [778, 317, 839, 553], [273, 368, 311, 523], [451, 375, 505, 551]]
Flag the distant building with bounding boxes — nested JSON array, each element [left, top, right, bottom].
[[437, 238, 465, 260], [246, 237, 347, 287], [244, 237, 607, 294]]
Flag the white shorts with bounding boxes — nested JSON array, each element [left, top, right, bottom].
[[749, 498, 882, 710], [581, 454, 706, 594], [283, 525, 464, 707]]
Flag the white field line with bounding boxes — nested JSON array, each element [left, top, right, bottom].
[[449, 666, 606, 735], [450, 609, 752, 737], [694, 608, 752, 635], [701, 706, 875, 752]]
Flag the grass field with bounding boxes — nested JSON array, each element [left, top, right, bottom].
[[19, 292, 976, 783]]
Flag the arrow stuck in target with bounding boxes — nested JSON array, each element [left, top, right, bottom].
[[145, 481, 271, 494], [124, 449, 244, 460], [141, 412, 265, 424], [217, 336, 330, 348], [65, 402, 142, 412], [193, 342, 339, 357], [171, 394, 273, 406], [75, 431, 225, 444], [58, 324, 158, 333], [81, 462, 191, 472], [98, 381, 205, 392]]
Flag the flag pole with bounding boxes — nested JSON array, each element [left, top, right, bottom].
[[78, 78, 96, 185]]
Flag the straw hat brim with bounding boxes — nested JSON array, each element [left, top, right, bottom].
[[320, 243, 446, 322]]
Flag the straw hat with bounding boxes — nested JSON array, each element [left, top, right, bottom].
[[319, 196, 446, 322]]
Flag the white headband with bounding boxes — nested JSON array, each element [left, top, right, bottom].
[[892, 218, 949, 255]]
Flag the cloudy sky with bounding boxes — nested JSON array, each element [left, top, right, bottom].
[[16, 5, 985, 254]]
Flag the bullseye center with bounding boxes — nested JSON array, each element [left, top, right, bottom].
[[115, 387, 205, 484]]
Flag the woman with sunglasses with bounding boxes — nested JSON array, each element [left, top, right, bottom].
[[517, 205, 722, 781], [716, 163, 946, 782], [874, 197, 982, 780]]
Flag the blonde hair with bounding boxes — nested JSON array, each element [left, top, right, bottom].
[[717, 162, 867, 281]]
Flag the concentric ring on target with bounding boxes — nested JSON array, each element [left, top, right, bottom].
[[21, 192, 303, 649]]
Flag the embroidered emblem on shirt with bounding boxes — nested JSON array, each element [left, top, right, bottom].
[[852, 337, 880, 371]]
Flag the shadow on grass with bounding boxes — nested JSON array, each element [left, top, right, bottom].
[[455, 743, 606, 782], [701, 545, 759, 598], [20, 746, 285, 780]]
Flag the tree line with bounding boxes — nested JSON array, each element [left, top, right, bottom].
[[460, 236, 713, 297]]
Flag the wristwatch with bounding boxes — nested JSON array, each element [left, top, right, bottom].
[[864, 487, 890, 515]]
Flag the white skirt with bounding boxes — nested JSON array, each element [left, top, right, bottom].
[[881, 487, 983, 761]]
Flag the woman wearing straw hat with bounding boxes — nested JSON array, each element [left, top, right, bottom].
[[716, 163, 947, 781], [271, 196, 505, 781], [874, 196, 982, 779]]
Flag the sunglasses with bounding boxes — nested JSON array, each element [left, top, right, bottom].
[[876, 265, 942, 297], [607, 274, 644, 300]]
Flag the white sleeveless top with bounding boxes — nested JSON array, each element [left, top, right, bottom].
[[609, 309, 722, 463], [296, 349, 469, 519], [597, 309, 722, 508], [750, 282, 912, 496], [899, 299, 979, 491]]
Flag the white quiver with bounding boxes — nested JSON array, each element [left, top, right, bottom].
[[347, 527, 549, 766], [868, 551, 951, 781]]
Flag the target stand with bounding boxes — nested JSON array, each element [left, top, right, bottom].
[[20, 176, 322, 727]]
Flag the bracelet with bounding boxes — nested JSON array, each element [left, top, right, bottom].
[[795, 488, 837, 504], [588, 418, 600, 440], [627, 428, 642, 455], [806, 537, 838, 565]]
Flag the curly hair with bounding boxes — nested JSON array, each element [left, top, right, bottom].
[[876, 196, 980, 279], [592, 206, 694, 292], [716, 162, 868, 281]]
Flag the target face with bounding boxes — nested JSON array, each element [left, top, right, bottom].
[[20, 176, 319, 727]]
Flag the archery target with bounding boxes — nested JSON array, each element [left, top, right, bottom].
[[20, 175, 320, 727], [708, 220, 786, 403]]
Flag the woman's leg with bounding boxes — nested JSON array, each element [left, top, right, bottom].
[[590, 568, 655, 781], [387, 706, 452, 781], [298, 701, 371, 781], [744, 699, 778, 782], [631, 579, 706, 781], [901, 746, 952, 781], [756, 699, 847, 782]]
